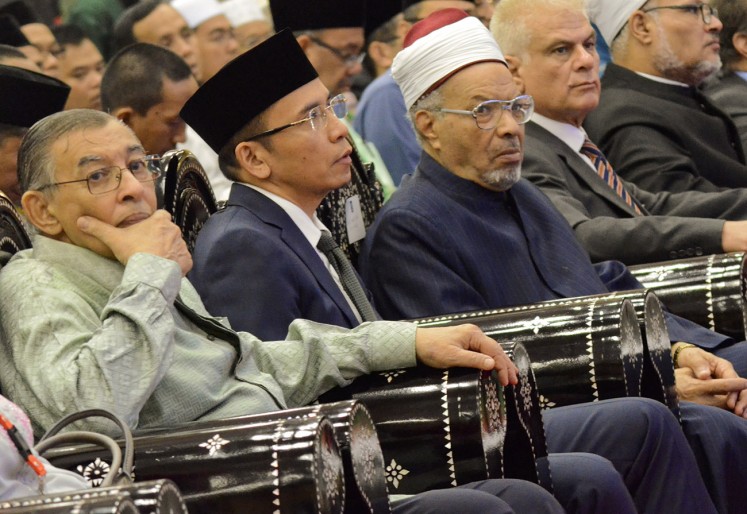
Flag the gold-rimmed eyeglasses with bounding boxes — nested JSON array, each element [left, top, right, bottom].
[[38, 155, 161, 195]]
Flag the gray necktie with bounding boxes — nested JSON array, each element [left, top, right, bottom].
[[317, 230, 378, 322]]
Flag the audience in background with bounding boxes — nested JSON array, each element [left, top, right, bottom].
[[0, 64, 69, 208], [585, 0, 747, 193], [0, 0, 61, 77], [220, 0, 273, 53], [101, 43, 198, 157], [52, 25, 104, 110], [171, 0, 239, 83], [707, 0, 747, 152], [112, 0, 201, 83]]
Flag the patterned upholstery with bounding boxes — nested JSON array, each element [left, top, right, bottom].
[[161, 149, 218, 253], [0, 193, 31, 263]]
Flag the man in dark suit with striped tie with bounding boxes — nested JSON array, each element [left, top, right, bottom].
[[359, 5, 747, 513], [493, 0, 747, 267]]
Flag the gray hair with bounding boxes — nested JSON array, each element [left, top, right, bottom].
[[491, 0, 586, 58], [18, 109, 118, 194], [408, 89, 444, 146]]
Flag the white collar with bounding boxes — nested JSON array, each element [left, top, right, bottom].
[[635, 71, 689, 88], [240, 183, 328, 248], [531, 112, 587, 153], [735, 71, 747, 82]]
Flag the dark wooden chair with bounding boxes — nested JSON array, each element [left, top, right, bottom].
[[161, 149, 218, 253], [629, 252, 747, 340], [412, 297, 646, 410], [0, 192, 31, 262]]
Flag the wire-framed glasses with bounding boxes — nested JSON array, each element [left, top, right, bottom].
[[641, 3, 718, 24], [437, 95, 535, 130], [243, 94, 348, 142], [38, 155, 161, 195], [307, 35, 365, 67]]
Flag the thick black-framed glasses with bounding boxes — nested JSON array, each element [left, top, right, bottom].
[[307, 35, 365, 67], [38, 155, 161, 195], [641, 3, 719, 24], [243, 94, 348, 142], [436, 95, 535, 130]]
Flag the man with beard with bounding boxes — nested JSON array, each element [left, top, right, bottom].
[[706, 0, 747, 151], [584, 0, 747, 193]]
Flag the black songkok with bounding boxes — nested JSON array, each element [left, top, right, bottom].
[[0, 64, 70, 127], [181, 29, 319, 154], [365, 0, 402, 40], [0, 0, 37, 26], [0, 14, 29, 47], [269, 0, 365, 31]]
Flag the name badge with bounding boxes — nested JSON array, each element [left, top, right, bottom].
[[345, 195, 366, 244]]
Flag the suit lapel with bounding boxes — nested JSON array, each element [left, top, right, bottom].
[[227, 186, 360, 326], [527, 122, 643, 217]]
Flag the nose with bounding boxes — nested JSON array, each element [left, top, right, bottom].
[[117, 166, 147, 201], [174, 36, 195, 61], [494, 109, 522, 138], [707, 13, 723, 32], [173, 120, 188, 145], [43, 52, 59, 75], [347, 60, 363, 77], [574, 45, 596, 69], [327, 110, 349, 141]]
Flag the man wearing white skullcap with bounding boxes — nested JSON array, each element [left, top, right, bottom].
[[584, 0, 747, 194], [221, 0, 272, 52], [360, 9, 726, 514], [170, 0, 241, 202], [171, 0, 239, 82]]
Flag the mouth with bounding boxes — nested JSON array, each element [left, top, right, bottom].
[[706, 40, 720, 50], [117, 212, 150, 228], [495, 147, 522, 163], [335, 147, 353, 166], [572, 80, 599, 89]]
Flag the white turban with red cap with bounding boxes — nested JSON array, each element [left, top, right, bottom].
[[392, 8, 506, 110]]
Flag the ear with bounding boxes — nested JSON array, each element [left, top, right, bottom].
[[504, 55, 526, 94], [296, 34, 313, 52], [368, 40, 394, 70], [234, 141, 271, 181], [733, 32, 747, 61], [628, 10, 655, 45], [414, 110, 440, 150], [111, 106, 134, 125], [21, 190, 63, 237]]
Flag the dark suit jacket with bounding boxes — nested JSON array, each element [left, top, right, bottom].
[[523, 121, 747, 264], [359, 152, 729, 349], [189, 184, 361, 340], [584, 63, 747, 193], [706, 72, 747, 153]]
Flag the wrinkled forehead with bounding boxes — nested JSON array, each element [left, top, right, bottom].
[[51, 121, 144, 171]]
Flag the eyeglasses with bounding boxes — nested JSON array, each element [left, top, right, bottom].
[[436, 95, 535, 130], [307, 35, 365, 68], [641, 3, 719, 24], [38, 156, 161, 195], [243, 94, 348, 142]]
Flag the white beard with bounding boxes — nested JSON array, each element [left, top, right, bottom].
[[652, 24, 721, 86], [481, 163, 522, 191]]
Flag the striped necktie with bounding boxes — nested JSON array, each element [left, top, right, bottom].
[[317, 230, 378, 322], [580, 138, 642, 215]]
